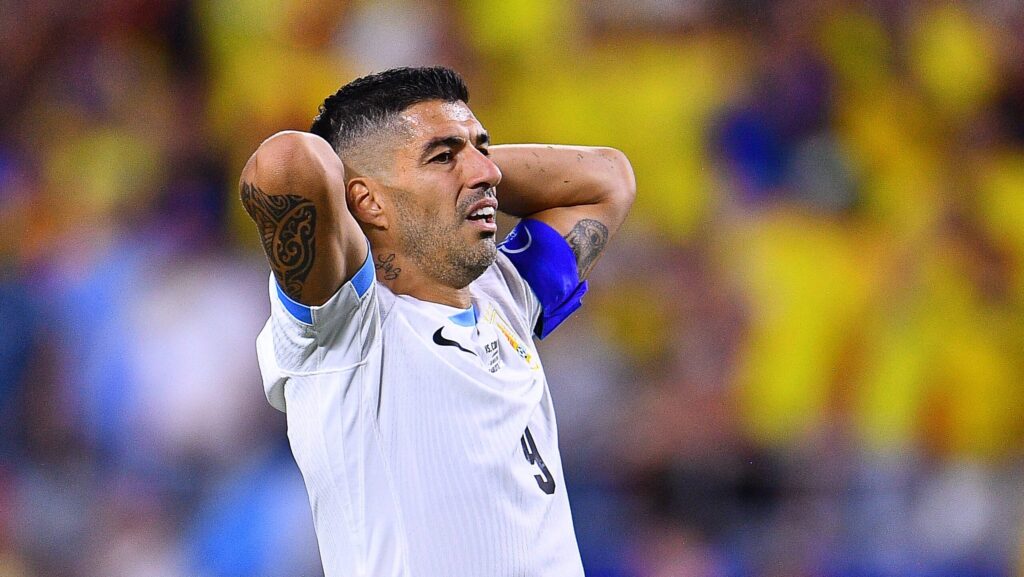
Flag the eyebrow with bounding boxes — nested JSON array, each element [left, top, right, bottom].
[[420, 132, 490, 161]]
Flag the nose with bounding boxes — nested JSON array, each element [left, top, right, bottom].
[[465, 147, 502, 192]]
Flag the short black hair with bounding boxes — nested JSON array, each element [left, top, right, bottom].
[[310, 66, 470, 152]]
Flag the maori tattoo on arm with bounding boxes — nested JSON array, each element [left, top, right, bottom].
[[240, 182, 317, 297], [564, 218, 609, 279]]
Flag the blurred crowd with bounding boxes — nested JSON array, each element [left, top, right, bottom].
[[2, 0, 1023, 576]]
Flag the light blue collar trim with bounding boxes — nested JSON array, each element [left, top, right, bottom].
[[448, 304, 478, 327]]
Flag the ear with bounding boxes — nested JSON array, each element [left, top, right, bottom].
[[347, 177, 388, 229]]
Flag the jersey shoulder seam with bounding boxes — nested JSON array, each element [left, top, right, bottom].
[[277, 359, 369, 377]]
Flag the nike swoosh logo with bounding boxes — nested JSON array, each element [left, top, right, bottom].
[[432, 327, 475, 356], [499, 227, 532, 254]]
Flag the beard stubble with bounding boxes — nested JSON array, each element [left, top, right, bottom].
[[394, 191, 497, 289]]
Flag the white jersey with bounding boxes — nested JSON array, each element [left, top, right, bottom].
[[255, 248, 585, 577]]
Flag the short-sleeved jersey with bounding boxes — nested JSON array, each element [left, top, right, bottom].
[[255, 243, 586, 577]]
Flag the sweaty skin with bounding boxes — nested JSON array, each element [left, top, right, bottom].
[[349, 100, 502, 308], [240, 99, 635, 312]]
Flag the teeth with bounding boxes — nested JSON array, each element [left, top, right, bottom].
[[471, 206, 495, 218]]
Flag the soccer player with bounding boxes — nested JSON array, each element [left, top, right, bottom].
[[241, 67, 635, 577]]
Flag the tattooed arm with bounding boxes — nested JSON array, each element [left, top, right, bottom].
[[489, 145, 635, 279], [239, 131, 367, 306]]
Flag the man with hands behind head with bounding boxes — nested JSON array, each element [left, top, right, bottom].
[[241, 66, 635, 577]]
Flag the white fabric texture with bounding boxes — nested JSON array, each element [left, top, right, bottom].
[[255, 250, 584, 577]]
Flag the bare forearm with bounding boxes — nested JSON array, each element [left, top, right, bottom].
[[490, 144, 636, 218], [490, 143, 635, 280]]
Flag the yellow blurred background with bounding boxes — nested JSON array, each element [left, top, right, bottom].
[[1, 1, 1022, 576]]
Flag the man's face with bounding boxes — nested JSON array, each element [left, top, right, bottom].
[[377, 100, 502, 288]]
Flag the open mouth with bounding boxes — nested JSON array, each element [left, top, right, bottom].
[[466, 206, 497, 234]]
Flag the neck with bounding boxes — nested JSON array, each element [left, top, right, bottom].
[[371, 249, 473, 309]]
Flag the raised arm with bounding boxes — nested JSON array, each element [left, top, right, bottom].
[[239, 131, 367, 306], [489, 145, 636, 279]]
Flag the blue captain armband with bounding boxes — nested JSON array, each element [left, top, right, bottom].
[[498, 218, 588, 339]]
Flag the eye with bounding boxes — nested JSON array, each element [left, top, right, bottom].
[[431, 151, 453, 164], [477, 147, 490, 157]]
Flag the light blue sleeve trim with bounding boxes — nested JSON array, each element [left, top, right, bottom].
[[275, 281, 313, 325], [275, 242, 374, 324], [350, 244, 375, 299]]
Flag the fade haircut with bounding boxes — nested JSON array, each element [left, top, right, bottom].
[[310, 66, 470, 161]]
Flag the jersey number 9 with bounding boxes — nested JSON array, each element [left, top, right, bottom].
[[521, 427, 556, 495]]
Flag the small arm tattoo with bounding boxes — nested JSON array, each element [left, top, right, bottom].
[[564, 218, 608, 279], [240, 182, 317, 297]]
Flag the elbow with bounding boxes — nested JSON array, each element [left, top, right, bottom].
[[242, 131, 308, 188], [596, 147, 637, 208], [239, 131, 340, 201]]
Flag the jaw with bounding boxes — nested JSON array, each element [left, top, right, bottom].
[[384, 217, 497, 290], [448, 227, 497, 285], [460, 220, 498, 254]]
